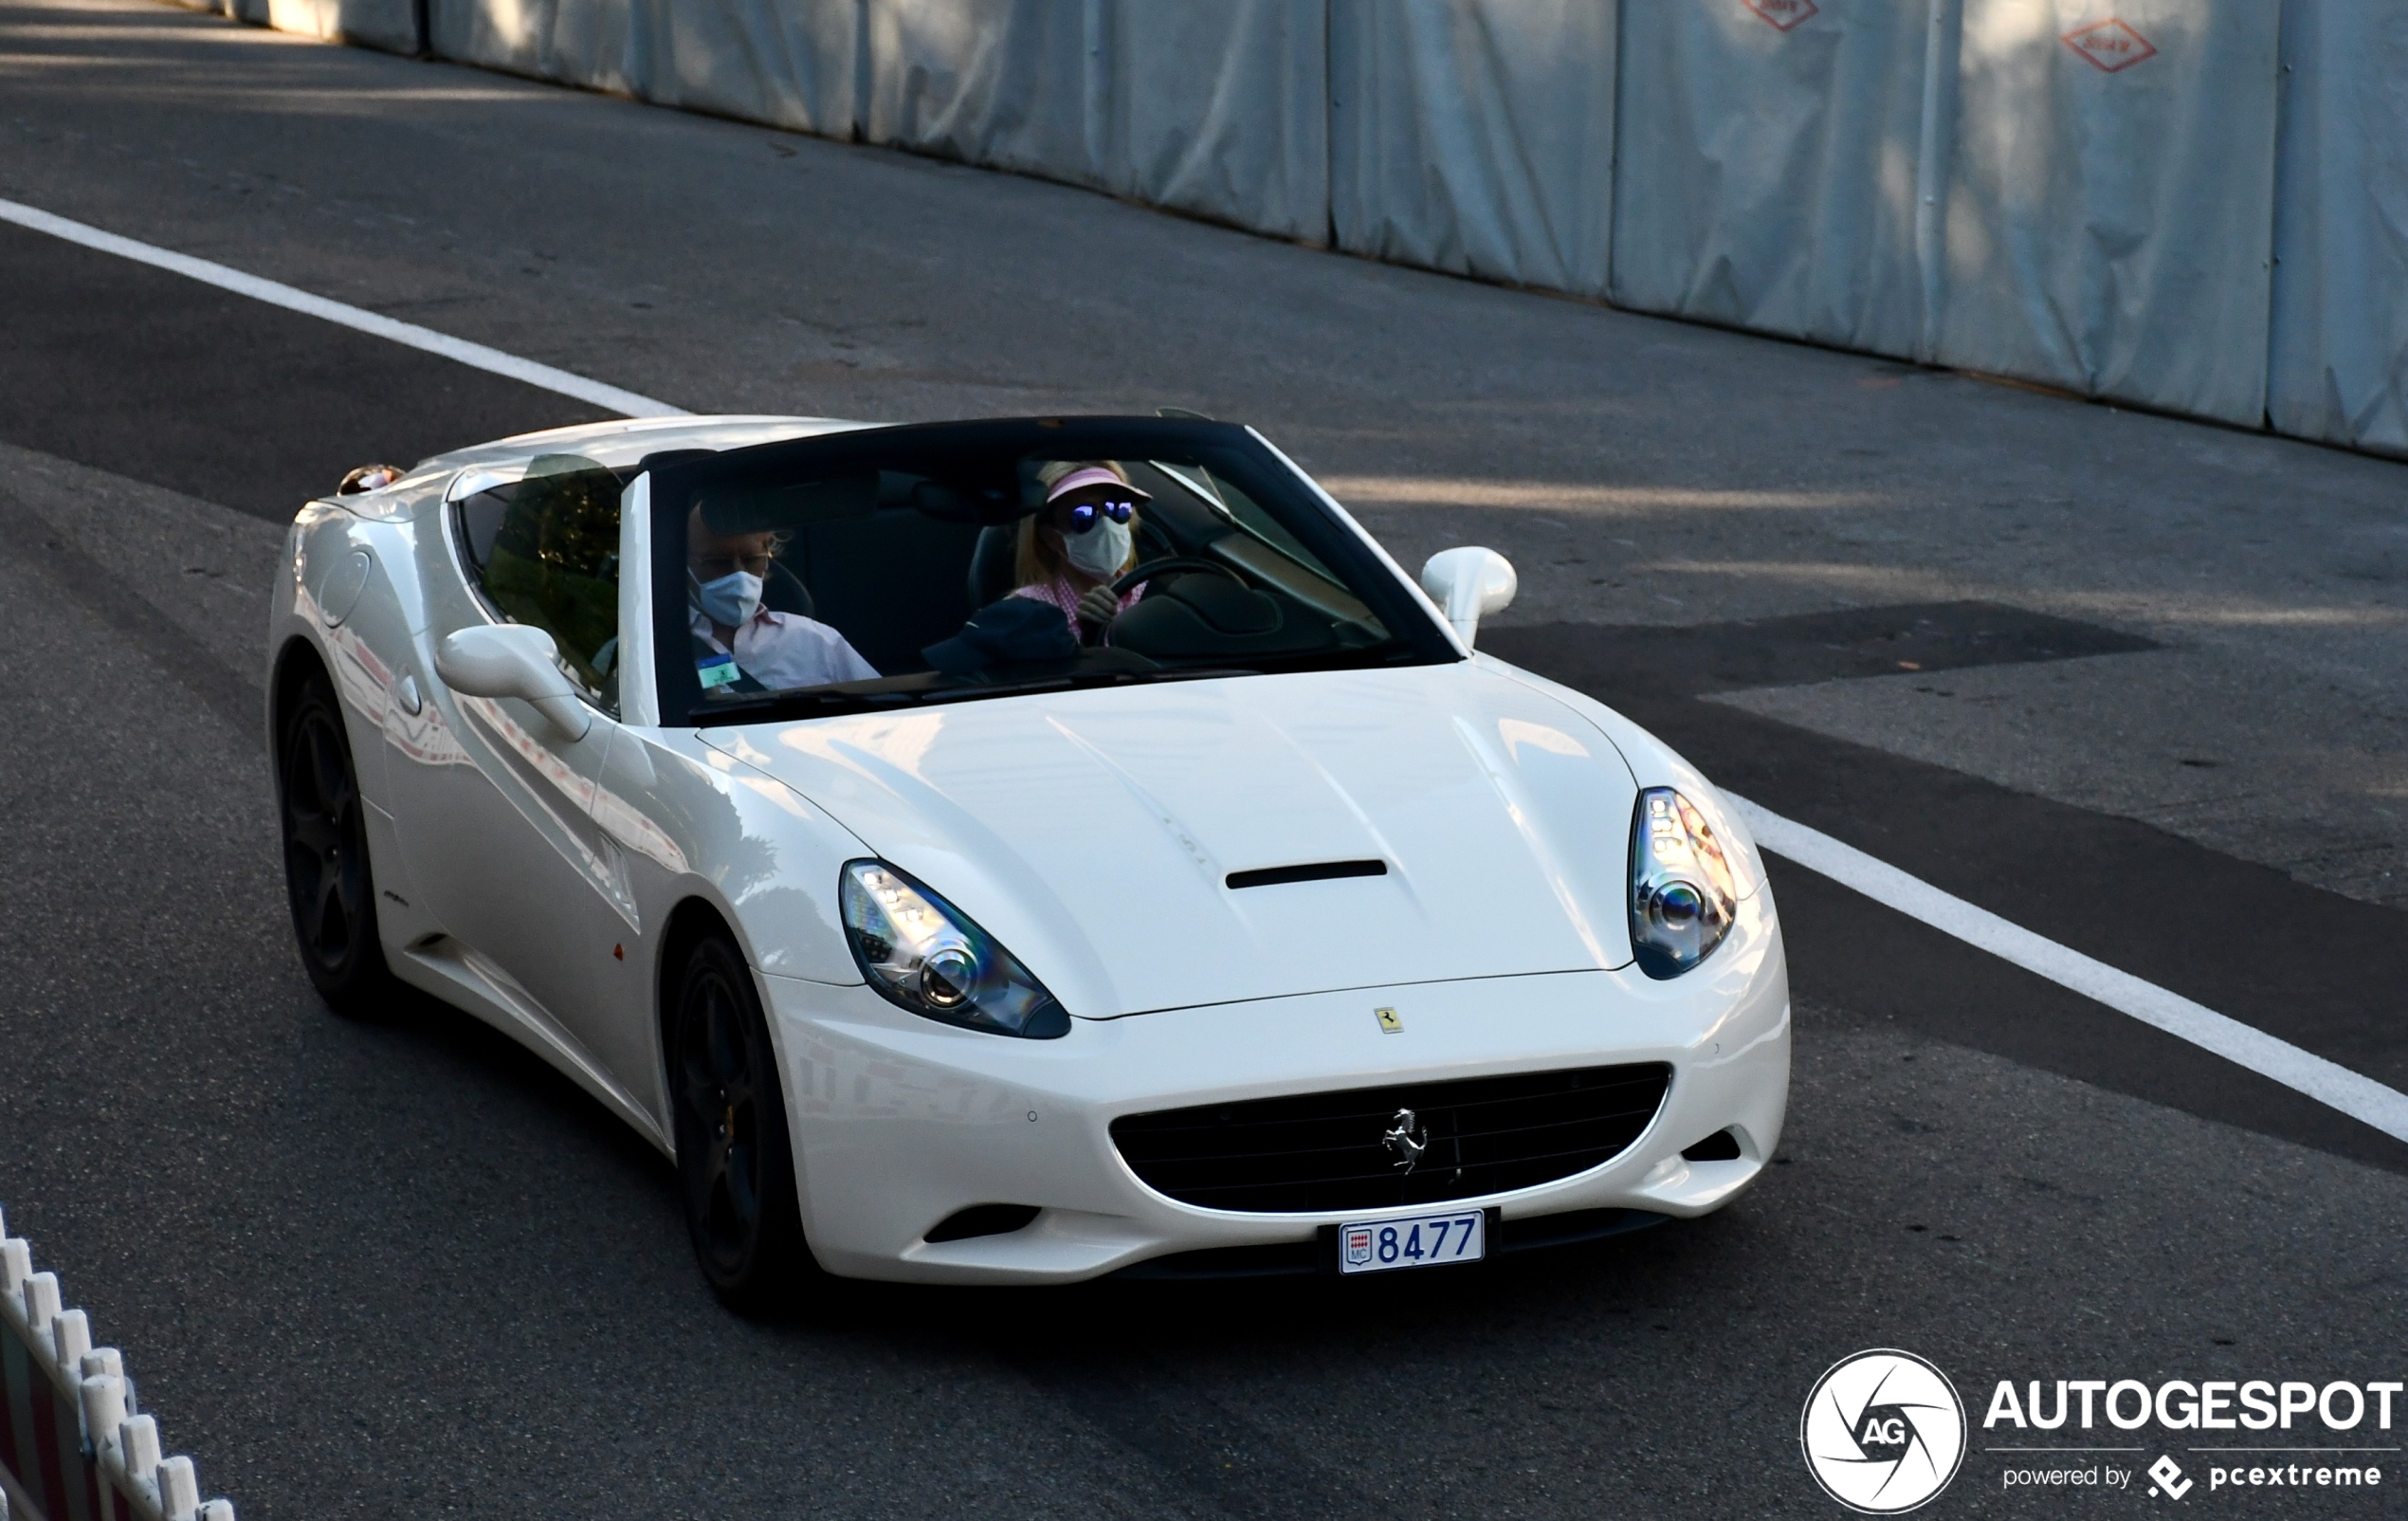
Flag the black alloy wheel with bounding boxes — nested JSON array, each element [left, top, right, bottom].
[[672, 933, 810, 1310], [279, 670, 393, 1015]]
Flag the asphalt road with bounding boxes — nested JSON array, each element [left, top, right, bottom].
[[2, 3, 2405, 1518]]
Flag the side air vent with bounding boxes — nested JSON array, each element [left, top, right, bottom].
[[1680, 1129, 1743, 1163], [924, 1204, 1040, 1242], [1226, 859, 1388, 890]]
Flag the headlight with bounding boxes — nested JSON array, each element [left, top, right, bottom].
[[839, 860, 1069, 1037], [1629, 787, 1738, 979]]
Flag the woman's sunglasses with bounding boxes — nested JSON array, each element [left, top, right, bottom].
[[1060, 497, 1138, 532]]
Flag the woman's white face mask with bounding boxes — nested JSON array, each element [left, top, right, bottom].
[[692, 569, 763, 628], [1064, 515, 1131, 579]]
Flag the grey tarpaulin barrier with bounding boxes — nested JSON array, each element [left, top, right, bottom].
[[179, 0, 420, 53], [1613, 0, 2280, 421], [862, 0, 1327, 242], [1116, 1, 1325, 239], [1610, 0, 1939, 357], [1938, 0, 2281, 426], [276, 0, 418, 52], [224, 0, 2408, 458], [2268, 0, 2408, 457], [1328, 0, 1616, 298], [860, 1, 1100, 187], [429, 0, 856, 137]]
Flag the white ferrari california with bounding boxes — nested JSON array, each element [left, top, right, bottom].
[[268, 413, 1789, 1302]]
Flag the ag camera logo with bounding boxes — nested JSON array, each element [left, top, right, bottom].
[[1802, 1349, 1968, 1512]]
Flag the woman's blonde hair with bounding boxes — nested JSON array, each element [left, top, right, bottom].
[[1014, 459, 1140, 587]]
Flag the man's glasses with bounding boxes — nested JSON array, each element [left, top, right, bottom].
[[692, 551, 775, 578]]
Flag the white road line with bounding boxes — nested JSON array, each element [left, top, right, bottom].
[[1731, 794, 2408, 1145], [0, 195, 686, 419], [7, 194, 2400, 1148]]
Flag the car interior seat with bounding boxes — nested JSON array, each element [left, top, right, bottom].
[[965, 524, 1019, 609], [761, 559, 814, 618], [790, 509, 984, 672]]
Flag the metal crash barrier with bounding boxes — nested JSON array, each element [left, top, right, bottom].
[[0, 1207, 235, 1521]]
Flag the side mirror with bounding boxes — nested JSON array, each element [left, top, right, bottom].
[[434, 624, 593, 742], [1419, 547, 1518, 650]]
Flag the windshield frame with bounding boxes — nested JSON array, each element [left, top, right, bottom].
[[647, 415, 1459, 727]]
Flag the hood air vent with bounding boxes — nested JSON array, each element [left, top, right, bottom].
[[1226, 859, 1388, 890]]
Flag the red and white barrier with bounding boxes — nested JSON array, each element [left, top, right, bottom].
[[0, 1205, 236, 1521]]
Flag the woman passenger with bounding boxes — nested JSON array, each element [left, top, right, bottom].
[[1010, 461, 1151, 641]]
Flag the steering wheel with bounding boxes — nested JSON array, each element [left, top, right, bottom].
[[1108, 557, 1248, 597]]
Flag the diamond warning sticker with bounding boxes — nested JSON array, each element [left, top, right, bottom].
[[1743, 0, 1817, 31], [2061, 18, 2157, 72]]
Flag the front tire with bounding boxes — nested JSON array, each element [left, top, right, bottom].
[[671, 933, 812, 1310], [278, 669, 394, 1016]]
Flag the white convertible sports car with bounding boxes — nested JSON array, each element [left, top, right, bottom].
[[269, 413, 1788, 1301]]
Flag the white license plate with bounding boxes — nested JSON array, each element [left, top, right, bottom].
[[1337, 1208, 1487, 1274]]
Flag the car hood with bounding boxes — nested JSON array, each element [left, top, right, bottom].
[[707, 663, 1641, 1017]]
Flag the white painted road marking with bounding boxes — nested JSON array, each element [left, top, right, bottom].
[[0, 195, 686, 419], [6, 193, 2400, 1147], [1733, 795, 2408, 1145]]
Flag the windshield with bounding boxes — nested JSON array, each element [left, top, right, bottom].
[[648, 417, 1455, 724]]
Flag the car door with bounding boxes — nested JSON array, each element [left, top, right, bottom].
[[386, 454, 657, 1116]]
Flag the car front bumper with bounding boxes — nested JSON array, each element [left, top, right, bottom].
[[762, 893, 1788, 1284]]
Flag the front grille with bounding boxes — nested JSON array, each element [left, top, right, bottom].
[[1110, 1063, 1671, 1214]]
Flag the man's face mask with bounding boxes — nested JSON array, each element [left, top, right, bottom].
[[692, 568, 763, 628]]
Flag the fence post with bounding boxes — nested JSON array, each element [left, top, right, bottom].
[[158, 1455, 201, 1521]]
